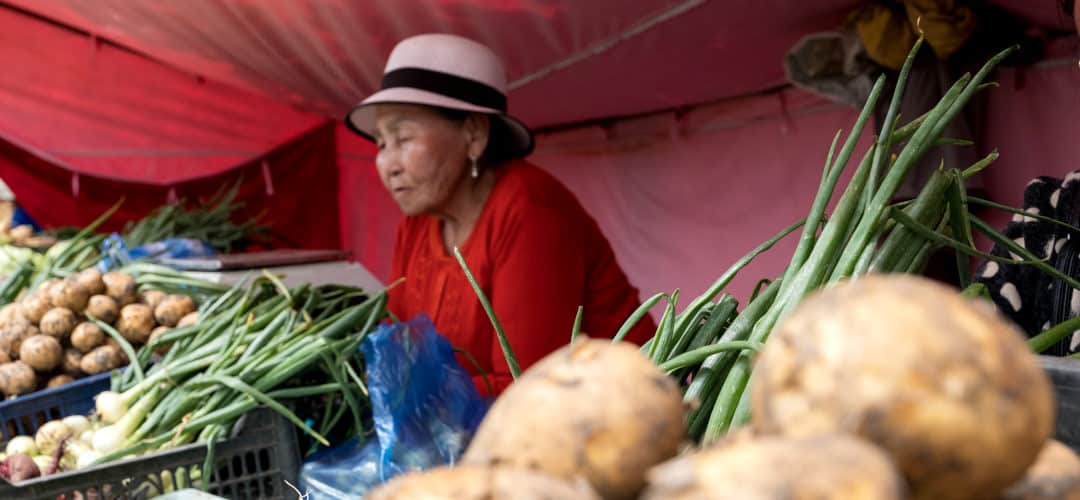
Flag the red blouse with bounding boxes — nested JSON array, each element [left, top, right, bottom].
[[387, 160, 655, 395]]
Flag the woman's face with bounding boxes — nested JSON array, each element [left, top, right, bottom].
[[373, 104, 471, 216]]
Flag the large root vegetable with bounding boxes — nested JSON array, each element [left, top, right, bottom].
[[140, 290, 167, 312], [50, 280, 90, 313], [84, 295, 119, 325], [0, 361, 38, 396], [39, 308, 77, 340], [0, 321, 39, 359], [367, 465, 599, 500], [19, 293, 52, 325], [0, 304, 23, 326], [74, 268, 106, 296], [751, 274, 1054, 500], [1002, 440, 1080, 500], [70, 323, 105, 353], [46, 374, 74, 389], [62, 348, 84, 377], [20, 335, 63, 372], [80, 345, 123, 375], [642, 434, 905, 500], [102, 272, 137, 306], [116, 304, 154, 344], [154, 295, 196, 327], [463, 339, 686, 500]]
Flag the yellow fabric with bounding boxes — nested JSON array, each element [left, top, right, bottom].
[[852, 0, 976, 70]]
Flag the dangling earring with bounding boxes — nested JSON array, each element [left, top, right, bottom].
[[470, 157, 479, 179]]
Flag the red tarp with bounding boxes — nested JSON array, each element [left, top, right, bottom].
[[0, 0, 1076, 300], [0, 124, 342, 250]]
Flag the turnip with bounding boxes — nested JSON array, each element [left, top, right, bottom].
[[102, 272, 137, 306], [463, 339, 686, 500], [642, 434, 905, 500], [367, 465, 600, 500], [154, 295, 195, 328], [70, 322, 105, 353], [117, 304, 154, 344], [751, 274, 1054, 500], [39, 307, 77, 340], [2, 453, 40, 481], [19, 335, 63, 372]]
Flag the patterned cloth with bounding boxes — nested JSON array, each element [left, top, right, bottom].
[[975, 171, 1080, 356]]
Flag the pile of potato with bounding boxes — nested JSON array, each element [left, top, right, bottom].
[[0, 268, 197, 398], [367, 274, 1080, 500]]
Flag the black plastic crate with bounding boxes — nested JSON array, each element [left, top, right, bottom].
[[0, 408, 301, 500], [1042, 355, 1080, 453]]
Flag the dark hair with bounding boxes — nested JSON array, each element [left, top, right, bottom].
[[430, 107, 520, 168]]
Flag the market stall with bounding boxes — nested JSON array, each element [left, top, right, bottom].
[[0, 0, 1077, 499]]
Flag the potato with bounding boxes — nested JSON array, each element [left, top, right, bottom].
[[154, 295, 196, 328], [39, 308, 77, 340], [70, 323, 105, 354], [117, 304, 154, 344], [20, 335, 63, 372], [751, 274, 1055, 500], [61, 348, 83, 377], [149, 326, 171, 355], [642, 434, 905, 500], [367, 465, 600, 500], [177, 311, 199, 328], [84, 295, 119, 325], [19, 293, 52, 325], [140, 290, 167, 312], [46, 374, 75, 389], [0, 322, 39, 359], [74, 268, 106, 296], [102, 272, 137, 306], [50, 280, 90, 313], [0, 361, 38, 396], [80, 345, 122, 375], [463, 339, 686, 500], [0, 304, 23, 326], [1002, 440, 1080, 500], [103, 338, 129, 364], [0, 350, 10, 364]]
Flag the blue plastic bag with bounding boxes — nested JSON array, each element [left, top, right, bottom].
[[298, 314, 491, 499], [97, 233, 217, 271]]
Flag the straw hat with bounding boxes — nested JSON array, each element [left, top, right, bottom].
[[345, 33, 534, 157]]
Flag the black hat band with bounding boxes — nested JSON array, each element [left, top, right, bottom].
[[381, 67, 507, 112]]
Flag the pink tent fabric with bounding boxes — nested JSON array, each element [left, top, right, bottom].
[[0, 0, 1075, 313]]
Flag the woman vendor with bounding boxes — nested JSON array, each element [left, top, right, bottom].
[[345, 34, 655, 395]]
